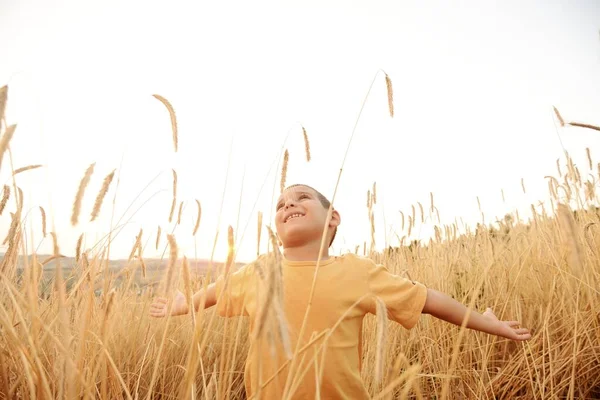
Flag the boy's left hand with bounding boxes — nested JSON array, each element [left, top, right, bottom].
[[482, 307, 532, 341]]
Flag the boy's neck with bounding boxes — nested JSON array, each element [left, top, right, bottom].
[[282, 241, 330, 262]]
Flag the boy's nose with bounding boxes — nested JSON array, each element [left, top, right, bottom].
[[284, 200, 297, 209]]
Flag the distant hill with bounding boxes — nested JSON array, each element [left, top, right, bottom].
[[7, 254, 246, 292]]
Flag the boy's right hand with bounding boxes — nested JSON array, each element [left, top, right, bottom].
[[149, 290, 190, 317]]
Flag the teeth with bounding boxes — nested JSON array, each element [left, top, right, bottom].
[[286, 213, 303, 222]]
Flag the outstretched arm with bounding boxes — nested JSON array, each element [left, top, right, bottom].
[[149, 283, 218, 318], [422, 288, 531, 341]]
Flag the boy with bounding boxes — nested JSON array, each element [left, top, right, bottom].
[[150, 184, 531, 399]]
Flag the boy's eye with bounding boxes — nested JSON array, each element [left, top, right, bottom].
[[299, 194, 309, 200]]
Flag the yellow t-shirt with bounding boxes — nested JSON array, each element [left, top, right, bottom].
[[215, 253, 428, 399]]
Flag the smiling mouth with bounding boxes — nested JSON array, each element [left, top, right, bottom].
[[285, 213, 305, 223]]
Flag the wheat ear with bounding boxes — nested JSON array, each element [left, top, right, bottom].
[[71, 163, 95, 226], [39, 206, 47, 237], [257, 211, 263, 256], [374, 297, 388, 383], [0, 185, 9, 215], [153, 94, 178, 152], [553, 106, 565, 127], [280, 149, 289, 193], [302, 127, 311, 162], [384, 73, 394, 118], [192, 199, 201, 236], [13, 164, 42, 176], [75, 234, 83, 263], [90, 169, 115, 222], [0, 85, 7, 130], [0, 124, 16, 171], [155, 226, 161, 250]]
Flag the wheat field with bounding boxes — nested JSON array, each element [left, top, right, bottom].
[[0, 83, 599, 399]]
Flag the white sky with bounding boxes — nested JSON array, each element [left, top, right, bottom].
[[1, 0, 599, 263]]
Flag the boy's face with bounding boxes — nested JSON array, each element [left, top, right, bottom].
[[275, 185, 338, 248]]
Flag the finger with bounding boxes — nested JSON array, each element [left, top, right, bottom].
[[506, 321, 521, 327], [514, 328, 530, 335], [149, 310, 166, 317], [150, 304, 166, 311], [153, 298, 168, 304]]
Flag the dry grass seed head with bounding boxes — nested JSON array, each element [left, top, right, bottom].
[[39, 206, 47, 237], [153, 94, 178, 152], [372, 182, 377, 204], [399, 211, 405, 231], [156, 225, 161, 250], [553, 106, 565, 127], [168, 198, 177, 223], [521, 178, 526, 194], [128, 229, 142, 263], [0, 185, 10, 215], [90, 169, 115, 222], [13, 164, 42, 176], [280, 149, 289, 193], [177, 201, 184, 225], [302, 126, 311, 162], [75, 234, 83, 263], [586, 148, 592, 170], [0, 85, 7, 128], [0, 124, 17, 171], [71, 162, 95, 226], [417, 202, 424, 223], [193, 199, 201, 236], [384, 73, 394, 118]]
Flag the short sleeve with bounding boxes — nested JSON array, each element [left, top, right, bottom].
[[366, 263, 428, 329], [215, 264, 255, 317]]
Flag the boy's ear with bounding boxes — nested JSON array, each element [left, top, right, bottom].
[[329, 209, 341, 228]]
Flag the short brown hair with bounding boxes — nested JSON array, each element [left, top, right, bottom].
[[284, 184, 337, 247]]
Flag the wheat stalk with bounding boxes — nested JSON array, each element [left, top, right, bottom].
[[155, 226, 161, 250], [0, 124, 16, 171], [430, 192, 434, 213], [367, 190, 371, 209], [257, 211, 263, 257], [417, 202, 424, 223], [153, 94, 178, 152], [302, 126, 311, 162], [0, 185, 9, 216], [374, 297, 388, 383], [399, 211, 405, 231], [182, 256, 195, 326], [71, 162, 95, 226], [192, 199, 201, 236], [168, 169, 177, 222], [90, 169, 115, 222], [586, 148, 592, 170], [164, 234, 178, 294], [13, 164, 42, 176], [280, 149, 289, 193], [384, 73, 394, 118], [557, 203, 583, 280], [521, 178, 526, 194]]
